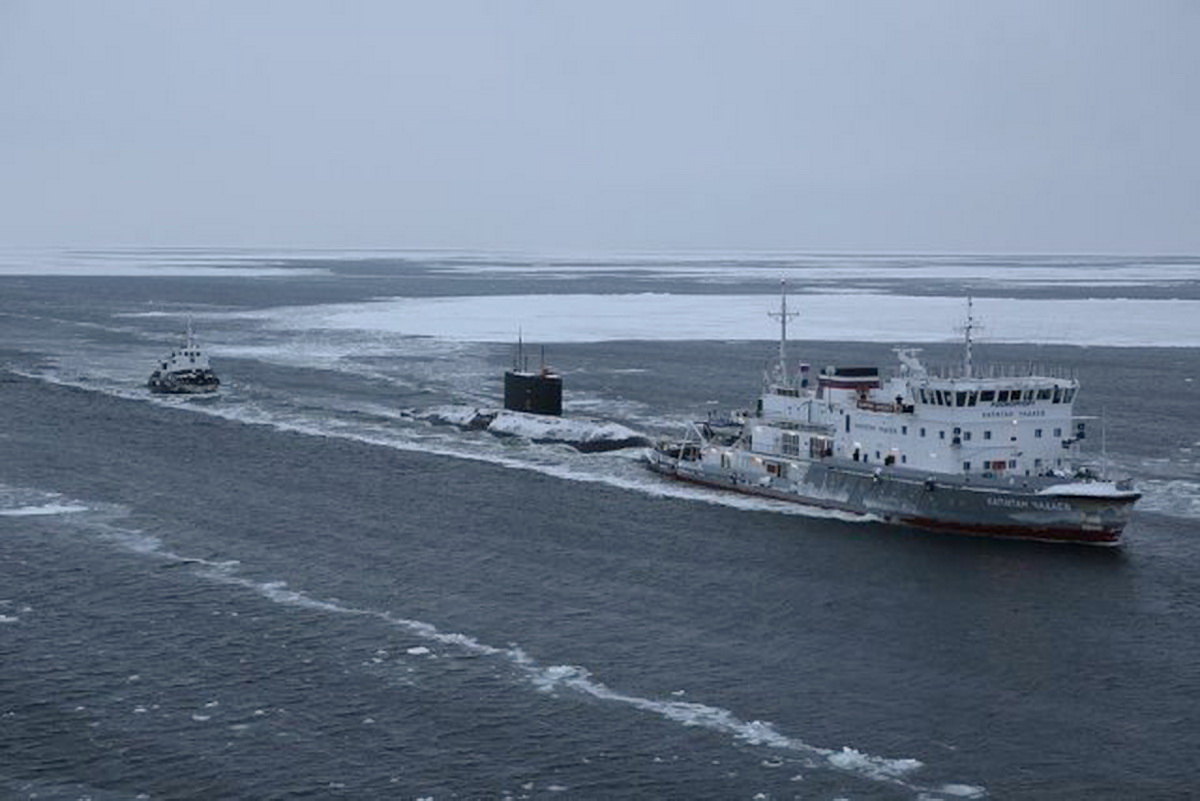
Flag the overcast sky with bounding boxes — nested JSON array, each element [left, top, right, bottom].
[[1, 1, 1196, 254]]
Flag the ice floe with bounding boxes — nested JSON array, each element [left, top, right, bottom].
[[219, 292, 1200, 348], [419, 405, 650, 452]]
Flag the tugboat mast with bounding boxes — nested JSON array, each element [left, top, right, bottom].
[[767, 279, 799, 384]]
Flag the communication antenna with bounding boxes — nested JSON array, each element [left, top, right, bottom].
[[767, 279, 799, 384]]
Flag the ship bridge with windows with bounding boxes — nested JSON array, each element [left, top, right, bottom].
[[750, 295, 1090, 480]]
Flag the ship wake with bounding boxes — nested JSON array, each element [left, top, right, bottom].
[[5, 484, 984, 799]]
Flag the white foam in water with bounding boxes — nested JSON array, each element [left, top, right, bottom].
[[167, 561, 980, 796], [0, 503, 90, 517], [935, 784, 994, 798], [1135, 479, 1200, 521], [0, 485, 101, 522], [91, 381, 873, 526], [11, 366, 865, 531], [17, 467, 982, 800], [0, 477, 909, 790]]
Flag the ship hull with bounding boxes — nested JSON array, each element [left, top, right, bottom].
[[647, 448, 1138, 545], [147, 369, 220, 395]]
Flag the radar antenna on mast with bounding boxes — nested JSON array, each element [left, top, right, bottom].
[[767, 279, 799, 384]]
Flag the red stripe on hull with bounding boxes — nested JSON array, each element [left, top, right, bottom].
[[898, 516, 1121, 546]]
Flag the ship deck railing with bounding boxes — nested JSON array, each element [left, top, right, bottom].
[[907, 362, 1078, 381]]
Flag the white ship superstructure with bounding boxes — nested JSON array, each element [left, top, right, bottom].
[[147, 321, 220, 394], [648, 286, 1140, 545]]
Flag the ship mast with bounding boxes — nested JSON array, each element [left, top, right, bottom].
[[767, 279, 799, 385], [962, 296, 976, 378]]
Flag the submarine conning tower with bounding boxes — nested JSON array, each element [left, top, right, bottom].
[[504, 338, 562, 416], [504, 368, 562, 415]]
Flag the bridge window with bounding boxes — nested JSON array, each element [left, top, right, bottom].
[[997, 390, 1010, 402], [1053, 387, 1062, 403], [1038, 388, 1052, 400], [980, 390, 995, 402], [956, 391, 967, 406], [1064, 389, 1076, 402], [967, 392, 978, 406]]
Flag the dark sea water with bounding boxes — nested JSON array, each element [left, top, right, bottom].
[[2, 251, 1199, 800]]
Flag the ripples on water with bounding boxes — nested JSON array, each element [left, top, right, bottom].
[[2, 252, 1199, 798]]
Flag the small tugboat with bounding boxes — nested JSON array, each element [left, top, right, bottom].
[[647, 284, 1140, 545], [147, 321, 220, 394]]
